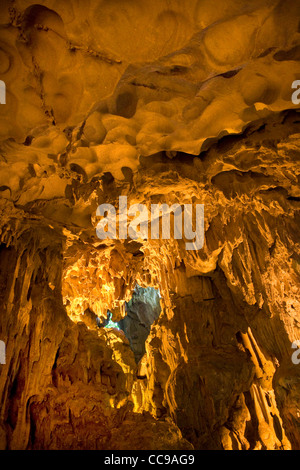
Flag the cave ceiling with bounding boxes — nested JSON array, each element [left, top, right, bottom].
[[0, 0, 300, 452]]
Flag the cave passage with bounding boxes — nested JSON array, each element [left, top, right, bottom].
[[118, 284, 161, 363], [103, 311, 121, 330]]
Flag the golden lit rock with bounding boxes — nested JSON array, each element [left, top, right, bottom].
[[0, 0, 299, 451]]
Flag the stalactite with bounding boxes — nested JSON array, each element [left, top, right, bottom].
[[0, 0, 299, 450]]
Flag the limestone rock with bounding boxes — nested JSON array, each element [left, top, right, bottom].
[[0, 0, 299, 450]]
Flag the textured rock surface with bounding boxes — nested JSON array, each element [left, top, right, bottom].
[[0, 0, 300, 450]]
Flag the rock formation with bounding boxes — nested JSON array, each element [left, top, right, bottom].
[[0, 0, 299, 450]]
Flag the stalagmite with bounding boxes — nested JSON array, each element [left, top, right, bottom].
[[0, 0, 299, 451]]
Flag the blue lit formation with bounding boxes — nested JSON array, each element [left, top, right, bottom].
[[104, 311, 120, 330]]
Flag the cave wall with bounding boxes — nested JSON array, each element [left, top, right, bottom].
[[0, 0, 299, 450]]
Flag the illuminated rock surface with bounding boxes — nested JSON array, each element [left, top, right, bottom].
[[0, 0, 299, 450]]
